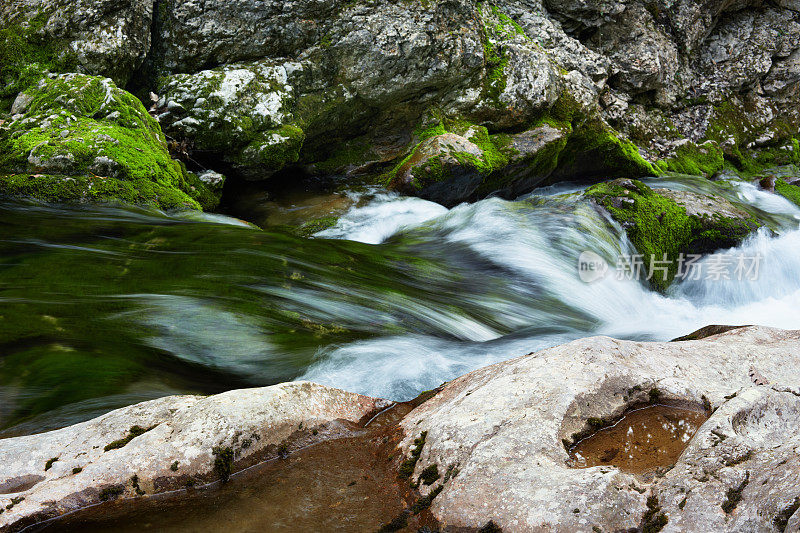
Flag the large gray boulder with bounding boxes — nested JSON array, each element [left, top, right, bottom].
[[396, 326, 800, 531], [2, 328, 800, 532], [0, 0, 153, 85]]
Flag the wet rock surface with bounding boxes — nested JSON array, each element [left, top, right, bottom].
[[396, 326, 800, 531], [0, 382, 388, 532]]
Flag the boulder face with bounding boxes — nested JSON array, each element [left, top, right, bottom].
[[0, 0, 153, 86], [395, 326, 800, 532], [2, 327, 800, 532], [0, 382, 389, 531]]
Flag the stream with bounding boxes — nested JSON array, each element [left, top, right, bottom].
[[3, 175, 800, 437]]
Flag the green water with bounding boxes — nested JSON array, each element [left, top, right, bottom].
[[4, 176, 800, 437], [0, 198, 587, 435]]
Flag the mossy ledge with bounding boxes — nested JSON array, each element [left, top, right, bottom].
[[386, 96, 657, 205], [0, 74, 221, 210], [585, 179, 760, 290]]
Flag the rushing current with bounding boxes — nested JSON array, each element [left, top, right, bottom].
[[2, 174, 800, 436]]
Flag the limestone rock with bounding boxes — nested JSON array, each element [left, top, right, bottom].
[[396, 326, 800, 532], [0, 382, 388, 531], [388, 132, 486, 207], [0, 0, 153, 85], [585, 179, 761, 289], [0, 74, 218, 210]]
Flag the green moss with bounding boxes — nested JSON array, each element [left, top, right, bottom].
[[0, 174, 202, 210], [5, 496, 24, 510], [774, 497, 800, 531], [399, 431, 427, 479], [296, 216, 338, 237], [416, 121, 447, 142], [44, 457, 59, 471], [704, 101, 799, 174], [72, 467, 83, 474], [237, 125, 305, 170], [775, 179, 800, 207], [586, 180, 691, 290], [311, 136, 374, 174], [104, 425, 154, 452], [388, 119, 510, 191], [648, 388, 662, 403], [212, 445, 234, 482], [99, 485, 124, 501], [170, 461, 180, 472], [419, 463, 440, 485], [721, 472, 750, 514], [410, 484, 443, 514], [0, 74, 218, 210], [476, 2, 531, 107], [0, 11, 76, 112], [585, 179, 758, 290], [663, 141, 724, 176], [558, 117, 657, 180], [642, 495, 668, 533]]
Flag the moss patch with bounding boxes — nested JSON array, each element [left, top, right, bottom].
[[555, 117, 657, 181], [99, 485, 124, 501], [0, 11, 75, 112], [419, 463, 440, 485], [663, 141, 724, 177], [410, 484, 443, 514], [721, 472, 750, 514], [104, 425, 155, 452], [398, 431, 427, 479], [774, 178, 800, 208], [212, 445, 234, 482], [642, 495, 668, 533], [296, 216, 338, 237]]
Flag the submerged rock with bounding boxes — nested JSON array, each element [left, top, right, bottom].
[[0, 74, 220, 210], [0, 382, 388, 531]]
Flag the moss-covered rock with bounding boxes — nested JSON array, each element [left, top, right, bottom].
[[550, 116, 658, 183], [476, 121, 571, 198], [158, 60, 308, 180], [0, 74, 219, 210], [387, 122, 512, 206], [774, 178, 800, 208], [385, 104, 659, 206], [585, 179, 761, 290]]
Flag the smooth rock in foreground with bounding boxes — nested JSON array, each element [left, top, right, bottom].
[[0, 382, 388, 532], [396, 326, 800, 532]]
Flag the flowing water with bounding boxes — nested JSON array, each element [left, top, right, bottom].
[[2, 175, 800, 436]]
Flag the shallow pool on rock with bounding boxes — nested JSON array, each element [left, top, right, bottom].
[[568, 404, 709, 474]]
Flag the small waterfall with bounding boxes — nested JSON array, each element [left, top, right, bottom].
[[2, 175, 800, 433]]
